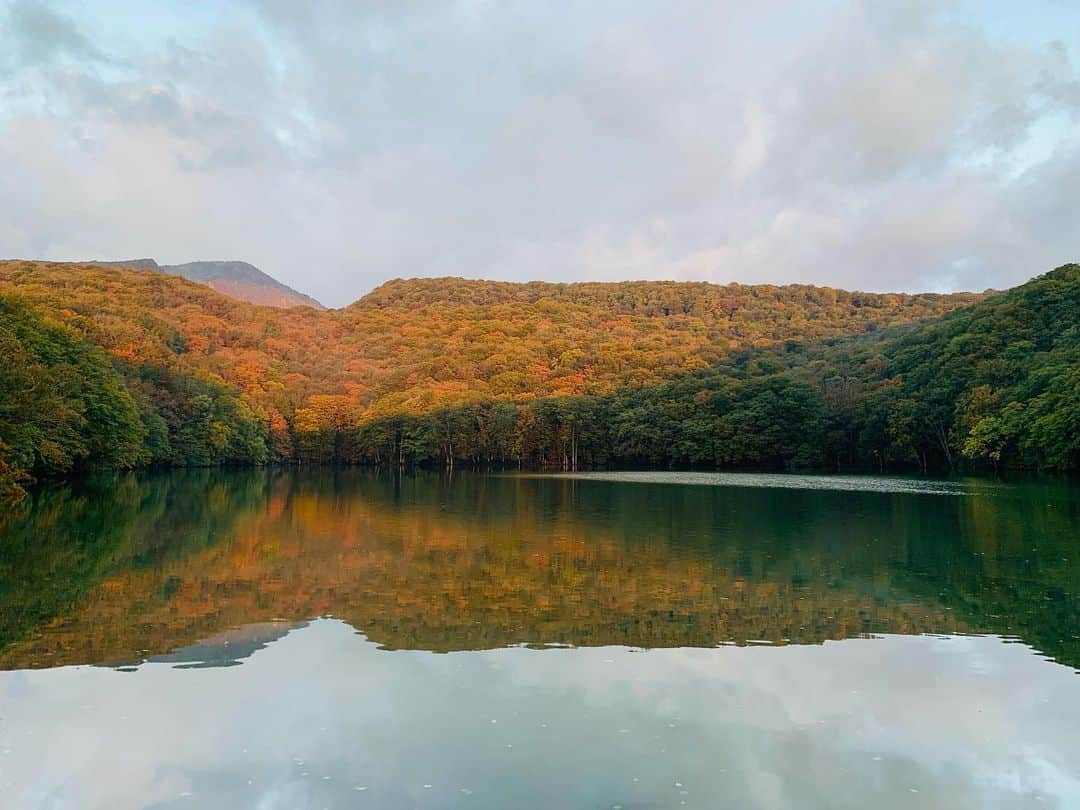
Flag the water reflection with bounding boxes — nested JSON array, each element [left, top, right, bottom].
[[0, 468, 1076, 669], [2, 622, 1078, 809], [1, 469, 1079, 809]]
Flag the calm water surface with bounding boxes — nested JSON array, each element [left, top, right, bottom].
[[0, 469, 1077, 809]]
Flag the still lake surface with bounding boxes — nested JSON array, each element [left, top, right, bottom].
[[0, 468, 1077, 809]]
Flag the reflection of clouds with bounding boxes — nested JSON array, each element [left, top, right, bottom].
[[1, 620, 1077, 809], [504, 636, 1079, 784]]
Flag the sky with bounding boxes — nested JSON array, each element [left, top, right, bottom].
[[1, 1, 1079, 307]]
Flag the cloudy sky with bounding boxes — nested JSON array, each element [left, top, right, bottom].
[[2, 0, 1079, 306]]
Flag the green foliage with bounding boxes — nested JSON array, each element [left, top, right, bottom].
[[0, 294, 145, 498], [861, 264, 1079, 472], [0, 446, 28, 506], [126, 365, 268, 466], [0, 294, 268, 502]]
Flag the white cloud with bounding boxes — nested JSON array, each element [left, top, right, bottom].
[[0, 0, 1078, 305]]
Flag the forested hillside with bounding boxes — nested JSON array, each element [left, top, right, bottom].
[[0, 292, 268, 502], [1, 258, 1074, 499], [343, 265, 1076, 474], [0, 294, 144, 501]]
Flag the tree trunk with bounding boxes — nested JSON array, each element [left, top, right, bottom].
[[932, 420, 954, 470]]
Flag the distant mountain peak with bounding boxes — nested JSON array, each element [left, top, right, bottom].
[[89, 258, 324, 309]]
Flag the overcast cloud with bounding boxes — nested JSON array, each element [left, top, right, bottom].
[[1, 0, 1078, 305]]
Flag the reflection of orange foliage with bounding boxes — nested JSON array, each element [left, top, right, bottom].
[[0, 475, 968, 669]]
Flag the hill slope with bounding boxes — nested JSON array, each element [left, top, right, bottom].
[[4, 259, 1074, 497], [570, 263, 1080, 473], [90, 258, 324, 309], [0, 259, 980, 409]]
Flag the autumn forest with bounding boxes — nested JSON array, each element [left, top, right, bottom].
[[1, 260, 1077, 501]]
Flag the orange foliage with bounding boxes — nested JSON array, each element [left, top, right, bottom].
[[0, 260, 984, 441]]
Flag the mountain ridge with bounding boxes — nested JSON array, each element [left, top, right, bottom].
[[351, 275, 986, 314], [356, 274, 992, 301], [89, 258, 324, 309]]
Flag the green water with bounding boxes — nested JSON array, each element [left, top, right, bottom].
[[0, 468, 1077, 808]]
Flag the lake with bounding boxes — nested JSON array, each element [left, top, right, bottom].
[[0, 468, 1077, 809]]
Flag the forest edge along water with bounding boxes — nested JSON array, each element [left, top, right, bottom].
[[2, 263, 1077, 507]]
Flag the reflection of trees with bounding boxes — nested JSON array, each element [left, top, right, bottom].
[[0, 470, 1076, 670], [0, 469, 275, 653]]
